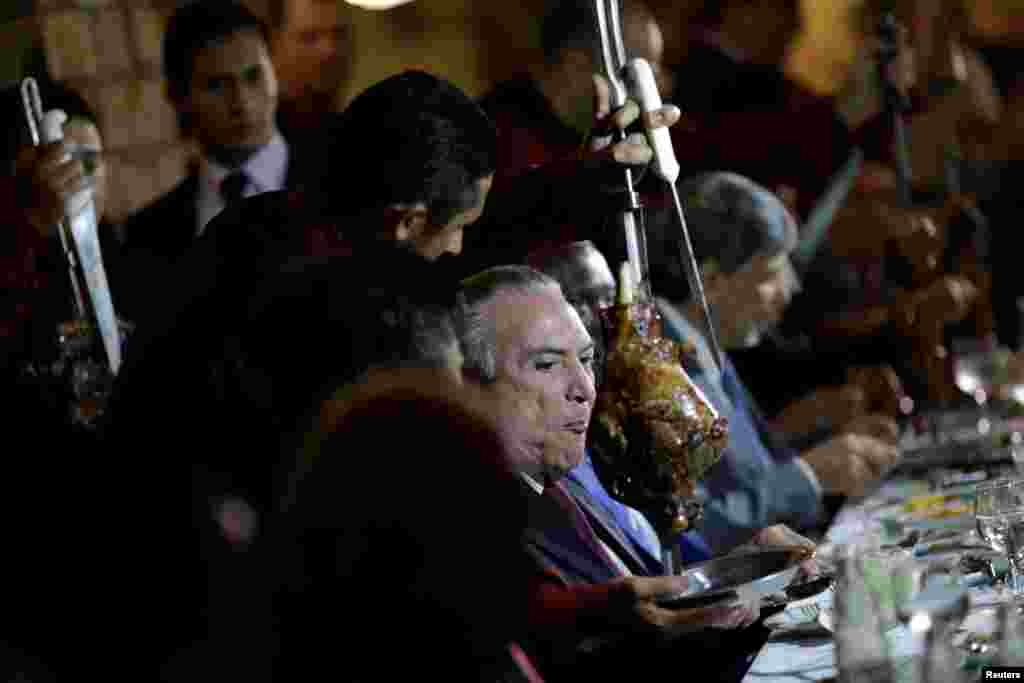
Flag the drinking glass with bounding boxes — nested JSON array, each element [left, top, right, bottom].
[[988, 480, 1024, 596], [976, 478, 1020, 554]]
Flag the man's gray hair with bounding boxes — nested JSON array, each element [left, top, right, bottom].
[[455, 265, 562, 383]]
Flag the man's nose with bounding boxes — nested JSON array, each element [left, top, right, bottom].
[[227, 80, 255, 113], [315, 33, 340, 60], [568, 365, 596, 405]]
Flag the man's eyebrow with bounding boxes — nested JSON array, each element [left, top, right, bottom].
[[525, 347, 569, 358], [205, 63, 262, 80], [525, 338, 595, 357]]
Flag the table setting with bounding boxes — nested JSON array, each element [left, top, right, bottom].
[[743, 393, 1024, 683]]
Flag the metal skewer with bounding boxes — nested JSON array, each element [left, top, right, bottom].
[[590, 0, 724, 371]]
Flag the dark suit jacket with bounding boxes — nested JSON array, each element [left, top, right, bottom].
[[520, 480, 770, 683], [523, 480, 660, 588], [121, 171, 201, 263], [116, 143, 308, 327]]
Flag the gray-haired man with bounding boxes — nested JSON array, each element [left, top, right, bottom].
[[453, 265, 769, 681]]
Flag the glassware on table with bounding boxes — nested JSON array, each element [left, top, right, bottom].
[[881, 551, 971, 683], [835, 544, 895, 683], [976, 478, 1020, 555], [986, 479, 1024, 597]]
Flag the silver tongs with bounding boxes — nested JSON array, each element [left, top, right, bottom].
[[590, 0, 725, 371]]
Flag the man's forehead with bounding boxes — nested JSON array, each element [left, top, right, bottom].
[[490, 286, 589, 343], [287, 0, 343, 28], [196, 31, 268, 70]]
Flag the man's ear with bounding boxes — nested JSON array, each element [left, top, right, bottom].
[[385, 203, 430, 243]]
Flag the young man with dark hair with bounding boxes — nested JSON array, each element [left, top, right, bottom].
[[310, 69, 498, 260], [121, 0, 291, 271]]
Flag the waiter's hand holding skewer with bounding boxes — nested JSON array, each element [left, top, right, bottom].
[[15, 140, 92, 239], [587, 73, 681, 166]]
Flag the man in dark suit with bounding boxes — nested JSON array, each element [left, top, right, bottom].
[[118, 0, 293, 324]]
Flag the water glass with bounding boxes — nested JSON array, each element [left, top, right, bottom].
[[977, 478, 1021, 554], [987, 480, 1024, 596]]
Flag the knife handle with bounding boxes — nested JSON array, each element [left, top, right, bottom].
[[625, 58, 680, 184]]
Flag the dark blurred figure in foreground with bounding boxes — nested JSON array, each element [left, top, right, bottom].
[[271, 376, 543, 680]]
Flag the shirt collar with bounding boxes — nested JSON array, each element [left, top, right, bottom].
[[200, 131, 289, 195]]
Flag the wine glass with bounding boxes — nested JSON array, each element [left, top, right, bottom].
[[988, 480, 1024, 597], [976, 478, 1020, 555]]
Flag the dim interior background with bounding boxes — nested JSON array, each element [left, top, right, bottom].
[[1, 0, 1022, 223]]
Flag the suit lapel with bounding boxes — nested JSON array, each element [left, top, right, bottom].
[[563, 478, 662, 576], [181, 174, 200, 248], [520, 482, 620, 586]]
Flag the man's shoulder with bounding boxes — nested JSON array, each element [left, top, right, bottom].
[[120, 174, 198, 249], [125, 174, 197, 224], [478, 76, 538, 114]]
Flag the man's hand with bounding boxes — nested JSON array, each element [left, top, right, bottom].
[[800, 432, 900, 498], [748, 524, 819, 579], [906, 274, 978, 327], [842, 413, 900, 444], [846, 364, 908, 417], [615, 575, 758, 634], [587, 73, 681, 167], [15, 140, 92, 238], [773, 384, 867, 437]]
